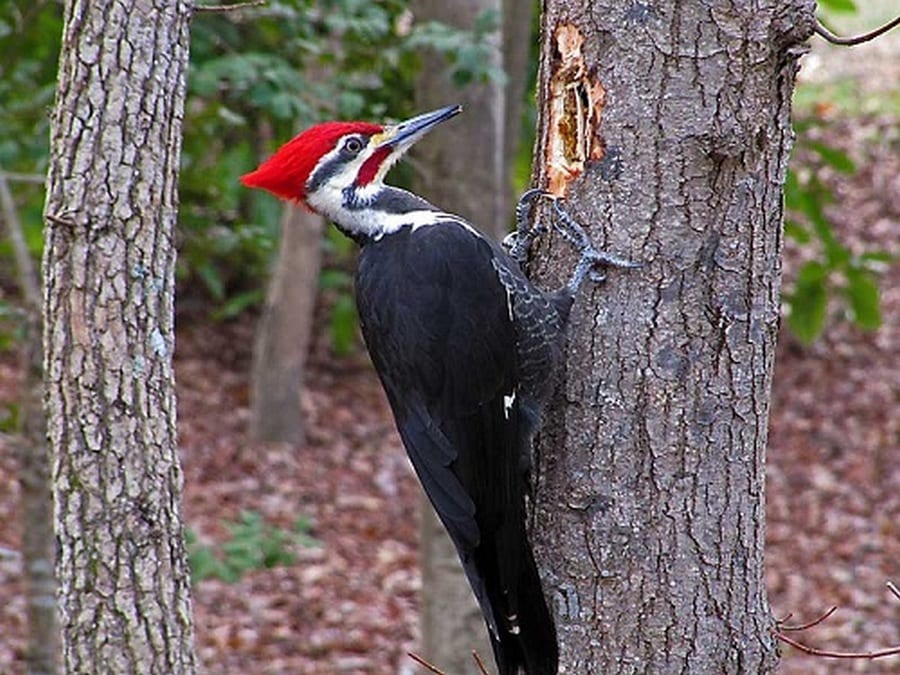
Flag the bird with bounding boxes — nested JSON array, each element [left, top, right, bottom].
[[241, 104, 639, 674]]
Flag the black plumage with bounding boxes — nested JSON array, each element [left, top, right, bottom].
[[356, 213, 562, 675]]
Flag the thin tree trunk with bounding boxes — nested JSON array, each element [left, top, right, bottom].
[[249, 205, 323, 444], [0, 173, 58, 674], [42, 1, 196, 671], [528, 1, 815, 672]]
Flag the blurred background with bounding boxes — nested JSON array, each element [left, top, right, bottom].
[[0, 0, 897, 672]]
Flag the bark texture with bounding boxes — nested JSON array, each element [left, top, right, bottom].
[[42, 1, 196, 672], [249, 206, 323, 444], [528, 1, 815, 672]]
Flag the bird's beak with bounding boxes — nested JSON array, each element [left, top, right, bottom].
[[373, 104, 462, 151]]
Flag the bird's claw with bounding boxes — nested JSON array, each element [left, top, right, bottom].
[[545, 198, 641, 295], [507, 189, 554, 264], [507, 190, 641, 293]]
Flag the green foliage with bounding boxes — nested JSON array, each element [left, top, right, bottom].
[[179, 1, 502, 325], [407, 8, 506, 87], [816, 0, 857, 13], [0, 0, 502, 331], [186, 510, 318, 584], [782, 123, 889, 343]]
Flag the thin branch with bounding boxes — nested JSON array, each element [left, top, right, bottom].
[[472, 650, 491, 675], [773, 631, 900, 660], [0, 172, 41, 310], [777, 606, 838, 632], [0, 171, 45, 185], [193, 0, 266, 12], [407, 652, 446, 675], [887, 580, 900, 602], [814, 15, 900, 46]]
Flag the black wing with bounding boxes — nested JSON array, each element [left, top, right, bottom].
[[356, 220, 559, 674], [355, 221, 519, 611]]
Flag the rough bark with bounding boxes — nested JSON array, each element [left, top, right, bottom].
[[528, 1, 815, 672], [42, 1, 196, 672], [1, 174, 58, 674], [249, 206, 323, 444]]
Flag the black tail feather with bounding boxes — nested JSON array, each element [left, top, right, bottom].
[[478, 526, 558, 675]]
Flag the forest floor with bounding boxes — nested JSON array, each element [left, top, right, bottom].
[[0, 120, 898, 673]]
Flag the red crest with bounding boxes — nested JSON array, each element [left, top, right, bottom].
[[241, 121, 382, 203]]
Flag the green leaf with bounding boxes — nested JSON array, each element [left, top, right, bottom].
[[211, 289, 263, 321], [858, 251, 895, 265], [808, 141, 856, 173], [196, 261, 226, 301], [319, 269, 351, 291], [784, 219, 810, 244], [786, 262, 829, 344], [329, 293, 358, 357], [843, 267, 881, 330], [817, 0, 857, 13]]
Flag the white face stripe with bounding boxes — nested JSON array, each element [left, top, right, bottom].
[[304, 132, 482, 241], [307, 134, 379, 196]]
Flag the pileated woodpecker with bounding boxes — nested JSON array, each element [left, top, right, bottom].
[[241, 105, 638, 675]]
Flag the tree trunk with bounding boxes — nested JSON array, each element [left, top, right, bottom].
[[528, 1, 815, 672], [1, 173, 58, 674], [42, 1, 196, 672], [249, 206, 323, 444]]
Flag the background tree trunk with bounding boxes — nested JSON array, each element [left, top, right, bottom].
[[412, 0, 507, 239], [249, 206, 323, 444], [0, 173, 58, 674], [42, 1, 196, 671], [412, 0, 531, 669], [528, 1, 815, 672]]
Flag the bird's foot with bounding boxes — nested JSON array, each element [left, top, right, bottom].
[[546, 198, 641, 295], [504, 188, 551, 265]]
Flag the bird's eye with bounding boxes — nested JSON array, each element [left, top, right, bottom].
[[344, 137, 364, 154]]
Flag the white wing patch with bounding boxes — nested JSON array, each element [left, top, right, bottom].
[[503, 391, 516, 420]]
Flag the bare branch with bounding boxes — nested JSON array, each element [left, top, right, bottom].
[[193, 0, 266, 12], [0, 171, 45, 184], [887, 580, 900, 602], [408, 652, 446, 675], [773, 631, 900, 660], [814, 15, 900, 46], [777, 606, 838, 632]]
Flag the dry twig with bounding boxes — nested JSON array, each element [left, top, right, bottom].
[[777, 606, 838, 632], [887, 581, 900, 602], [0, 172, 41, 309], [814, 15, 900, 46], [472, 650, 491, 675], [408, 651, 446, 675], [772, 597, 900, 661]]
